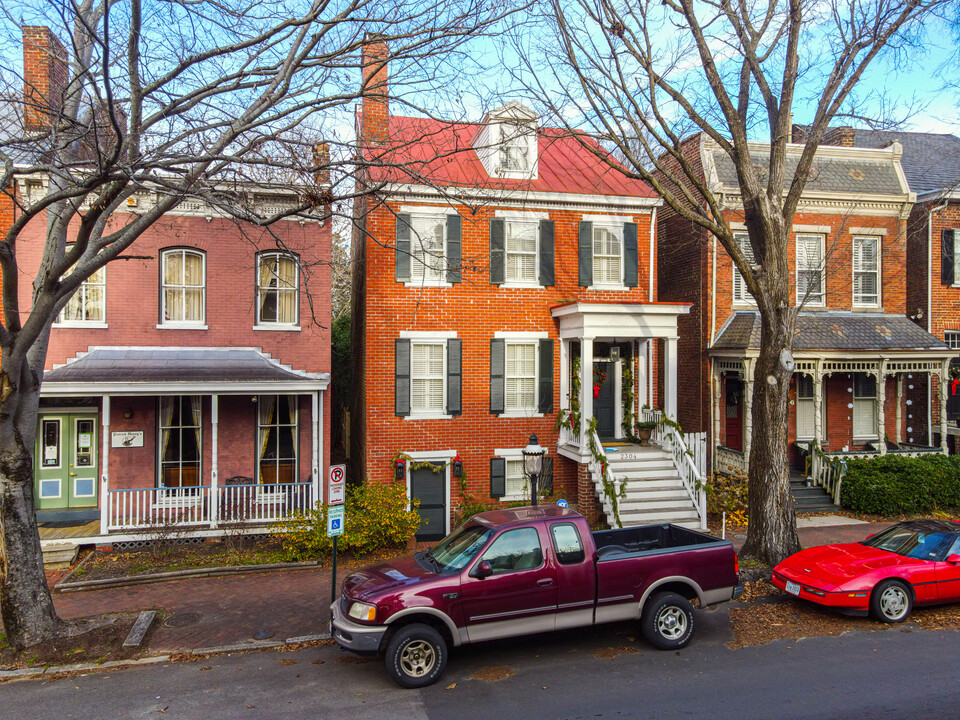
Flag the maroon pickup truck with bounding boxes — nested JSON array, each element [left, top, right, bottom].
[[330, 506, 741, 688]]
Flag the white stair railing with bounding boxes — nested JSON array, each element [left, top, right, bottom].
[[587, 427, 624, 527], [640, 409, 707, 530]]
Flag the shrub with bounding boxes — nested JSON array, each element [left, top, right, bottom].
[[840, 455, 960, 516], [277, 482, 421, 561], [705, 471, 748, 526]]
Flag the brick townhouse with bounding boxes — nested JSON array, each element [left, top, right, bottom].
[[351, 38, 704, 538], [9, 27, 331, 550], [657, 130, 954, 481]]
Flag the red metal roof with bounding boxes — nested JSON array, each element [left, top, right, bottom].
[[361, 114, 657, 199]]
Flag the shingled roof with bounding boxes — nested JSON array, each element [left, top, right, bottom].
[[852, 129, 960, 196], [712, 312, 950, 353]]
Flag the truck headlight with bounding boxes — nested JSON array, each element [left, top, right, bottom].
[[348, 601, 377, 623]]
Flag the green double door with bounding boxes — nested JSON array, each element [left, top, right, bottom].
[[34, 414, 99, 510]]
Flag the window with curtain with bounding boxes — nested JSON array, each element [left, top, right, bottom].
[[258, 395, 298, 486], [411, 342, 445, 413], [592, 224, 622, 285], [853, 373, 878, 439], [505, 342, 537, 412], [733, 232, 757, 304], [505, 221, 538, 283], [410, 215, 445, 282], [853, 236, 880, 306], [57, 249, 105, 324], [257, 253, 298, 325], [796, 234, 824, 306], [159, 396, 201, 489], [161, 249, 205, 324]]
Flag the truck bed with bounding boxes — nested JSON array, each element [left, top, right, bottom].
[[593, 524, 724, 558]]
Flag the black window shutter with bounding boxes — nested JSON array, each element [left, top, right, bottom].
[[490, 457, 506, 499], [539, 220, 555, 287], [447, 214, 462, 283], [490, 338, 505, 414], [490, 218, 505, 284], [943, 229, 956, 286], [541, 457, 554, 496], [395, 339, 411, 417], [447, 339, 462, 416], [578, 221, 593, 287], [396, 214, 411, 282], [624, 222, 639, 288], [538, 338, 554, 414]]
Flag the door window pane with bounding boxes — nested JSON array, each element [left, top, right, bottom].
[[481, 527, 543, 574], [41, 419, 60, 468], [75, 419, 94, 468]]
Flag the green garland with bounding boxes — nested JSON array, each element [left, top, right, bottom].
[[585, 417, 627, 528], [621, 362, 636, 436]]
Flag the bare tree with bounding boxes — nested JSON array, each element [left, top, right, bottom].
[[510, 0, 949, 564], [0, 0, 517, 649]]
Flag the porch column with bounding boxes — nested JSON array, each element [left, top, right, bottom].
[[895, 375, 903, 445], [580, 337, 594, 441], [210, 394, 219, 529], [743, 361, 754, 460], [312, 391, 321, 505], [663, 337, 678, 421], [812, 368, 824, 445], [876, 370, 887, 455], [636, 340, 648, 411], [941, 363, 950, 452], [711, 364, 722, 475], [99, 395, 110, 536], [559, 340, 570, 414]]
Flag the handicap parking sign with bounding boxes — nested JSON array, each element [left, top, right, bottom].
[[327, 505, 345, 537], [557, 499, 568, 508]]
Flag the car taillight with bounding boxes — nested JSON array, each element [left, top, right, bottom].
[[734, 553, 740, 576]]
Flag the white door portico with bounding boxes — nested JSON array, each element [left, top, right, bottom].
[[551, 302, 690, 462]]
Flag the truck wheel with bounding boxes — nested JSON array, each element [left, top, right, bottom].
[[641, 592, 695, 650], [870, 579, 913, 623], [384, 623, 448, 689]]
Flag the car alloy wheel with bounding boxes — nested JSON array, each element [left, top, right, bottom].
[[870, 579, 913, 623], [656, 605, 688, 640], [399, 638, 436, 678]]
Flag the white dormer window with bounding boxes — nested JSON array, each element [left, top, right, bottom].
[[499, 125, 531, 173], [473, 102, 539, 180]]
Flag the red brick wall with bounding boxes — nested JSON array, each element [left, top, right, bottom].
[[22, 26, 68, 131]]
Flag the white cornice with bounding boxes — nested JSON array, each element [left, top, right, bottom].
[[380, 183, 660, 212]]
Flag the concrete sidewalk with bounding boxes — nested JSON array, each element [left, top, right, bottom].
[[50, 518, 890, 654]]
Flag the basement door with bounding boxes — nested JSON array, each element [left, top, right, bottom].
[[410, 463, 447, 542], [34, 414, 99, 510]]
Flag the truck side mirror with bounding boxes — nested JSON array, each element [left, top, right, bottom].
[[471, 560, 493, 579]]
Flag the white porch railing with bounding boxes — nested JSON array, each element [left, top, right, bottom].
[[587, 427, 624, 527], [106, 482, 313, 532], [641, 409, 707, 529], [715, 445, 748, 475]]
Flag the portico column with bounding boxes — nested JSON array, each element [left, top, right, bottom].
[[99, 395, 110, 536], [636, 340, 648, 412], [876, 370, 887, 455], [711, 364, 722, 473], [812, 370, 824, 446], [559, 339, 570, 413], [209, 395, 219, 528], [895, 376, 903, 445], [580, 337, 594, 442], [663, 337, 678, 422], [312, 391, 321, 506], [941, 363, 950, 452]]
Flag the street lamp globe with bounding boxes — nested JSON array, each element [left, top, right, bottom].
[[522, 433, 546, 506]]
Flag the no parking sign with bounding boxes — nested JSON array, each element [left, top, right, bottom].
[[328, 464, 346, 505]]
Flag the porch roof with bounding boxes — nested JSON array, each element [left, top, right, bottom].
[[41, 347, 329, 396], [711, 312, 951, 354], [550, 302, 691, 339]]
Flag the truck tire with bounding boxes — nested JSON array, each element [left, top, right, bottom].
[[869, 579, 913, 623], [641, 592, 694, 650], [384, 623, 448, 688]]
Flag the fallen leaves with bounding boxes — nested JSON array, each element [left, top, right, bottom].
[[471, 666, 516, 682], [591, 645, 640, 660]]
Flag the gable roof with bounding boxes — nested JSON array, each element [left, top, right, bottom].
[[852, 130, 960, 196], [361, 114, 658, 199]]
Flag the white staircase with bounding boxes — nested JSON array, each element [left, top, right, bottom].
[[602, 445, 702, 529]]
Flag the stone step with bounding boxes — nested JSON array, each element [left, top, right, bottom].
[[42, 542, 79, 569], [619, 508, 701, 523], [610, 469, 680, 481], [619, 478, 687, 491], [621, 488, 690, 501], [620, 498, 696, 511], [607, 459, 675, 472]]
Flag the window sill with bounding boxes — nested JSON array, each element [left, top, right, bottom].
[[403, 281, 452, 289], [501, 281, 542, 290], [587, 284, 629, 292], [157, 323, 208, 330], [500, 495, 527, 503], [54, 321, 109, 329], [253, 324, 301, 332], [498, 411, 545, 419], [404, 413, 454, 421], [852, 304, 880, 310]]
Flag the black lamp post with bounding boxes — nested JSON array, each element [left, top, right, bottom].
[[522, 433, 546, 507]]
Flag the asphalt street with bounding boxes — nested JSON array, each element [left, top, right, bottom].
[[2, 608, 954, 720]]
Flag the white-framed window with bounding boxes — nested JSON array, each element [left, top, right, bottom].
[[796, 375, 815, 440], [505, 342, 537, 413], [853, 373, 878, 439], [593, 223, 623, 286], [945, 331, 960, 350], [506, 220, 538, 283], [498, 123, 534, 174], [732, 232, 757, 304], [161, 249, 206, 325], [410, 214, 446, 284], [796, 234, 824, 306], [258, 395, 298, 488], [57, 255, 106, 326], [411, 342, 446, 414], [256, 252, 298, 326], [493, 450, 530, 501], [158, 396, 202, 490], [853, 236, 880, 306]]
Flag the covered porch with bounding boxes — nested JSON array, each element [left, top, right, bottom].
[[37, 347, 329, 542]]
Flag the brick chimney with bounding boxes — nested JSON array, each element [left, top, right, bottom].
[[22, 26, 68, 131], [360, 34, 389, 144]]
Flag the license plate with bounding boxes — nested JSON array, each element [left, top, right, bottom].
[[785, 580, 801, 596]]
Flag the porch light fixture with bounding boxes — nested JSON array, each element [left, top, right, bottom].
[[395, 459, 405, 481], [123, 407, 133, 419], [452, 454, 463, 478], [522, 433, 546, 507]]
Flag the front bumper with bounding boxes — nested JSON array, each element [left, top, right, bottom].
[[330, 600, 388, 655], [771, 570, 868, 611]]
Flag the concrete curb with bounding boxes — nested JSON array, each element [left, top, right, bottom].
[[55, 561, 322, 593], [0, 633, 331, 682]]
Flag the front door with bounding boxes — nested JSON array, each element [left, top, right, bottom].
[[724, 377, 743, 451], [35, 414, 99, 510], [593, 361, 617, 439], [410, 463, 446, 542]]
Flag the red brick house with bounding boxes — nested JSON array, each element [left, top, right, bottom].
[[11, 28, 331, 548], [657, 132, 953, 485], [351, 39, 703, 536]]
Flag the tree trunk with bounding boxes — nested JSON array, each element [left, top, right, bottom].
[[740, 305, 802, 565]]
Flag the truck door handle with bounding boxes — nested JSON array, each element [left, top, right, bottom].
[[537, 578, 554, 587]]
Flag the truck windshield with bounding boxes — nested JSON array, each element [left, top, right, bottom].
[[427, 523, 492, 572]]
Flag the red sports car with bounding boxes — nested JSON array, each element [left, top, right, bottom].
[[771, 520, 960, 622]]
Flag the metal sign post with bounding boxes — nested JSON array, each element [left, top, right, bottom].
[[328, 504, 345, 606]]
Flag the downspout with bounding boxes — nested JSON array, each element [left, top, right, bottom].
[[709, 231, 718, 478], [649, 208, 657, 302]]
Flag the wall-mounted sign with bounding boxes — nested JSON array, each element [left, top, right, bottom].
[[111, 431, 144, 448]]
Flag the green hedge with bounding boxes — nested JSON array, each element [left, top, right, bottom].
[[840, 455, 960, 515]]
